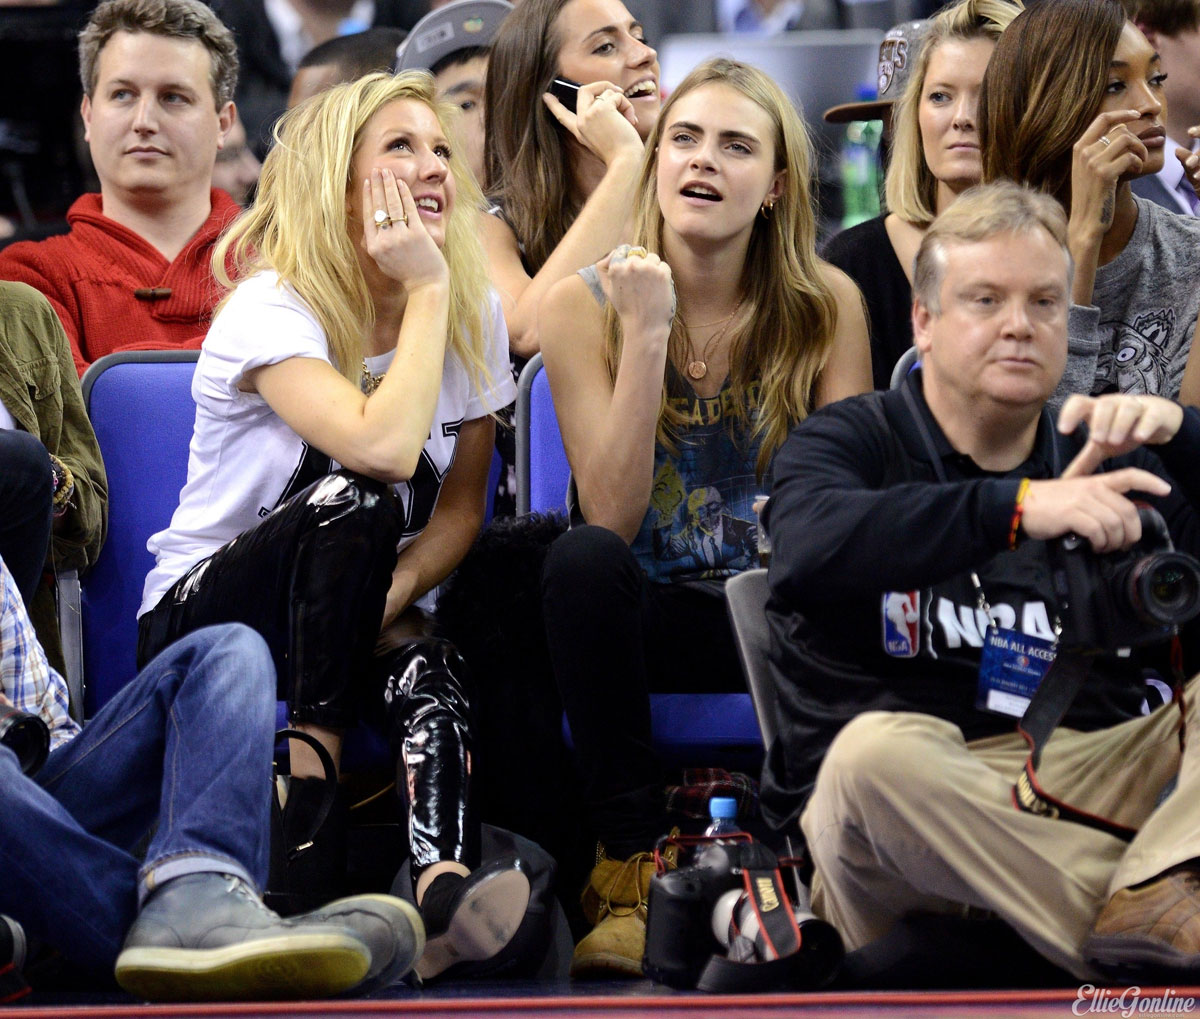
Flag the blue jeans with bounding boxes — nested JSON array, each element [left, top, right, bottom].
[[0, 624, 275, 975]]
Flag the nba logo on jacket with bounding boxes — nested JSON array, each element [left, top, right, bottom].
[[882, 591, 920, 657]]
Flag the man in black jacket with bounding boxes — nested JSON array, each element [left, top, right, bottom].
[[762, 180, 1200, 982]]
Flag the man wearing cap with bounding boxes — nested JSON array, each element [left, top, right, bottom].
[[820, 19, 931, 391], [393, 0, 513, 188], [822, 19, 929, 140]]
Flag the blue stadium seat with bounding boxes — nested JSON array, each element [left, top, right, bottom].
[[517, 354, 761, 759], [79, 351, 200, 717]]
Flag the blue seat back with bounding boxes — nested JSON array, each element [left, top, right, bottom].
[[515, 353, 571, 515], [80, 352, 200, 717]]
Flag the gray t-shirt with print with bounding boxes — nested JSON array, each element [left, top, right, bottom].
[[1053, 196, 1200, 412]]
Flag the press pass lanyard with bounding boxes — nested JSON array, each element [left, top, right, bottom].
[[900, 385, 1150, 841]]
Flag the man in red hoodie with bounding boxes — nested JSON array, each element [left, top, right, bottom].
[[0, 0, 241, 377]]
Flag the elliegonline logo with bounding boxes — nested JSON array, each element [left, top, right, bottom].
[[1073, 985, 1198, 1016]]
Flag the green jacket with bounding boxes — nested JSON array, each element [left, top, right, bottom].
[[0, 281, 108, 673]]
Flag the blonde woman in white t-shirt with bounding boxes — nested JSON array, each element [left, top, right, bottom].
[[137, 72, 529, 982]]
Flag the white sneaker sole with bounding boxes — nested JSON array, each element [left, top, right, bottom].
[[115, 932, 370, 1001], [415, 869, 531, 980]]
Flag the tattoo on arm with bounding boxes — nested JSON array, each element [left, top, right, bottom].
[[1100, 191, 1115, 228]]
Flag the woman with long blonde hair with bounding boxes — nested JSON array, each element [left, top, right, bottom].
[[823, 0, 1023, 389], [538, 57, 871, 979], [137, 71, 529, 980]]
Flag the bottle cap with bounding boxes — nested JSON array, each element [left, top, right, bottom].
[[709, 796, 737, 819]]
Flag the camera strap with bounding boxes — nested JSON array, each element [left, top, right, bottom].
[[1013, 651, 1137, 842], [1014, 638, 1188, 842], [899, 385, 1160, 841], [697, 856, 841, 994], [736, 859, 803, 961]]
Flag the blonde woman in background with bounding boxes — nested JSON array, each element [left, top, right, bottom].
[[822, 0, 1023, 388]]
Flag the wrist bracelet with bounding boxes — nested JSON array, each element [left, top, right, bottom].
[[1008, 477, 1031, 551], [49, 454, 75, 517]]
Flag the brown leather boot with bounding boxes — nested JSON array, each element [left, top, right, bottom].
[[1084, 863, 1200, 980], [570, 843, 676, 979]]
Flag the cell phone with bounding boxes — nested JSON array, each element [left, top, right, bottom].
[[548, 76, 582, 113]]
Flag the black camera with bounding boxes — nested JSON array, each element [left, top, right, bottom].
[[644, 836, 843, 992], [1052, 505, 1200, 652], [0, 703, 49, 776]]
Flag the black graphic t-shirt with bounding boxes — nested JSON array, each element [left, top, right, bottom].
[[632, 375, 764, 583]]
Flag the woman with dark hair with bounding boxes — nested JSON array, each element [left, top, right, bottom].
[[980, 0, 1200, 407], [822, 0, 1023, 390], [137, 72, 529, 981], [539, 57, 871, 978], [482, 0, 660, 357]]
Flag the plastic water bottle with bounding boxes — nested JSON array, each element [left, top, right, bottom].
[[839, 92, 882, 230], [704, 796, 739, 840]]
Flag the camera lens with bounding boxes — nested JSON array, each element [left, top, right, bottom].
[[1123, 552, 1200, 627], [0, 705, 49, 776]]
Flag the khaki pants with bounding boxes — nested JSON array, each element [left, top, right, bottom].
[[801, 677, 1200, 979]]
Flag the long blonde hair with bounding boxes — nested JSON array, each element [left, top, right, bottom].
[[884, 0, 1023, 225], [213, 71, 493, 387], [605, 58, 837, 479]]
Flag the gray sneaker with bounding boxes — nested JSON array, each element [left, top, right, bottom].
[[115, 873, 371, 1001], [300, 894, 424, 995]]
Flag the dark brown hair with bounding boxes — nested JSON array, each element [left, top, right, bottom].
[[979, 0, 1125, 210], [483, 0, 577, 273]]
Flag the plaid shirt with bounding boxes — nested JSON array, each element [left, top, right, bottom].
[[0, 557, 79, 751]]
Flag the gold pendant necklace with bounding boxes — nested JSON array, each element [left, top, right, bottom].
[[361, 359, 385, 395], [681, 294, 745, 380]]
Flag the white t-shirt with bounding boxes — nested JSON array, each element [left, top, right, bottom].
[[140, 271, 515, 616]]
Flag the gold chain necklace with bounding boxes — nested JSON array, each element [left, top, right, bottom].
[[680, 295, 745, 381], [361, 359, 384, 395]]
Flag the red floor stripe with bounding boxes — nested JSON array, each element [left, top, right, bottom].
[[7, 986, 1200, 1018]]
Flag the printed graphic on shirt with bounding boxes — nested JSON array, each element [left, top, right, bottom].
[[1097, 307, 1184, 396], [633, 381, 763, 583], [397, 418, 462, 538], [933, 596, 1056, 650], [267, 441, 335, 514], [882, 590, 920, 657]]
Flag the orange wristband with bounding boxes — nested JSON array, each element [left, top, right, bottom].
[[1008, 477, 1031, 551]]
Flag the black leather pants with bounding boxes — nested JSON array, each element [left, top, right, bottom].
[[377, 638, 480, 884], [138, 470, 402, 728]]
